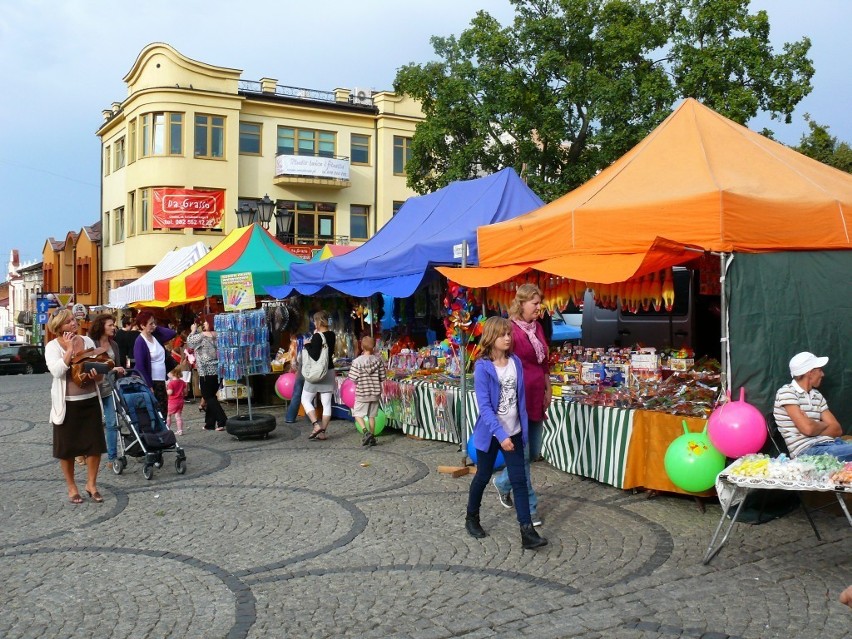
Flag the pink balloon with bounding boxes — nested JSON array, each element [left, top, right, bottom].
[[707, 388, 767, 458], [340, 378, 356, 408], [275, 373, 296, 400]]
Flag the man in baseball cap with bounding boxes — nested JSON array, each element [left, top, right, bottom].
[[773, 352, 851, 461]]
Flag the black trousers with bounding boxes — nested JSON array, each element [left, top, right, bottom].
[[199, 374, 228, 429]]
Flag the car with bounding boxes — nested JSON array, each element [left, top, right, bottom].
[[0, 344, 48, 375], [550, 309, 582, 343]]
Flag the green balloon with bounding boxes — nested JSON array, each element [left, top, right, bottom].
[[356, 408, 388, 436], [664, 430, 726, 493]]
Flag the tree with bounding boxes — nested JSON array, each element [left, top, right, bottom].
[[394, 0, 814, 200], [795, 114, 852, 173]]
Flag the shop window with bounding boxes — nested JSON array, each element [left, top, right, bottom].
[[114, 137, 126, 170], [393, 136, 412, 175], [195, 114, 225, 159], [239, 122, 262, 155], [277, 126, 335, 157], [351, 134, 370, 165], [350, 205, 369, 240], [141, 112, 183, 157]]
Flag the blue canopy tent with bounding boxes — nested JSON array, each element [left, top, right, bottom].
[[264, 168, 544, 299]]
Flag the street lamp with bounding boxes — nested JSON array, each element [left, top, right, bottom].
[[274, 208, 294, 244], [256, 194, 275, 229], [235, 203, 256, 228]]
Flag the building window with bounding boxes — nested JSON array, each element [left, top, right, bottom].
[[75, 257, 91, 295], [127, 191, 136, 236], [140, 188, 149, 232], [239, 122, 262, 155], [350, 205, 369, 240], [114, 137, 126, 171], [351, 134, 370, 165], [393, 136, 412, 175], [103, 211, 110, 246], [392, 200, 405, 216], [128, 120, 137, 163], [195, 114, 225, 159], [141, 112, 183, 157], [277, 126, 335, 157], [104, 145, 111, 176], [278, 200, 337, 245], [115, 206, 125, 243]]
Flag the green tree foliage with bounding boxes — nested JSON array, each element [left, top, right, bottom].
[[795, 114, 852, 173], [394, 0, 814, 200]]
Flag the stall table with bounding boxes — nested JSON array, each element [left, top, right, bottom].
[[704, 467, 852, 565], [383, 377, 711, 496]]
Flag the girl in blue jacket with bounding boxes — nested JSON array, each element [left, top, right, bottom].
[[465, 317, 547, 550]]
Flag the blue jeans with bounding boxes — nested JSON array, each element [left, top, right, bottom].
[[284, 373, 305, 422], [800, 438, 852, 462], [102, 394, 118, 461], [467, 433, 531, 526], [493, 419, 542, 515]]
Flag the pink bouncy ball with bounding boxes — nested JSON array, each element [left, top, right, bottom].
[[707, 388, 767, 458], [340, 378, 356, 408], [275, 373, 296, 400]]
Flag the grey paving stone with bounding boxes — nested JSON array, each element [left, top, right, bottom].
[[1, 374, 850, 639]]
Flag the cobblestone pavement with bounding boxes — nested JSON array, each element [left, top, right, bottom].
[[1, 373, 850, 638]]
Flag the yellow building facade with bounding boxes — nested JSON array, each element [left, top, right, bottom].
[[97, 43, 423, 295]]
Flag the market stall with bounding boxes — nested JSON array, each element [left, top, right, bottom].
[[108, 242, 209, 308], [440, 97, 852, 427], [266, 167, 544, 300]]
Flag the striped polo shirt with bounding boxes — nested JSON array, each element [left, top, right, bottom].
[[773, 380, 833, 457]]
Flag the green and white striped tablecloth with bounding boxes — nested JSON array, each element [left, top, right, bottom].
[[543, 402, 634, 488], [384, 379, 634, 489]]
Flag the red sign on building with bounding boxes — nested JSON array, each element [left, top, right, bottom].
[[152, 188, 225, 229]]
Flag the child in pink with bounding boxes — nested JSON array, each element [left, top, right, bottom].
[[166, 367, 187, 435]]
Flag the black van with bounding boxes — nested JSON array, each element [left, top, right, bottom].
[[579, 268, 703, 352]]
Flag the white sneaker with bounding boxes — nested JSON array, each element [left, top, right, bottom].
[[492, 477, 513, 509], [531, 513, 543, 527]]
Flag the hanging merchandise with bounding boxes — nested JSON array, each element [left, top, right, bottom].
[[215, 309, 271, 380]]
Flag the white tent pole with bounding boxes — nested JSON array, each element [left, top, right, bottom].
[[719, 252, 734, 397], [459, 240, 468, 462]]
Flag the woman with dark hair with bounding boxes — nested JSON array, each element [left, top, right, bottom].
[[89, 313, 126, 470], [491, 283, 550, 527], [45, 309, 106, 504], [186, 314, 228, 431], [133, 310, 176, 417]]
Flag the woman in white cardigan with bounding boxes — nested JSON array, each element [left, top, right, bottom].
[[46, 309, 106, 504]]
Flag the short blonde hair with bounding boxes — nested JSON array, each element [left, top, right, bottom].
[[479, 316, 513, 360], [48, 309, 74, 335], [508, 283, 543, 318], [360, 335, 375, 352], [313, 310, 330, 329]]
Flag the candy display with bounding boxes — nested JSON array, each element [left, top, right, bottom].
[[728, 453, 845, 485]]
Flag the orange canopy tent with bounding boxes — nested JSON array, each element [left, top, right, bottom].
[[440, 98, 852, 287]]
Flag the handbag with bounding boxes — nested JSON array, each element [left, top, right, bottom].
[[301, 333, 328, 383], [70, 347, 115, 387]]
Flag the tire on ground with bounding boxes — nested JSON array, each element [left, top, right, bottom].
[[226, 413, 277, 440]]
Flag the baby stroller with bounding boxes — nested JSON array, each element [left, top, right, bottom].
[[111, 371, 187, 480]]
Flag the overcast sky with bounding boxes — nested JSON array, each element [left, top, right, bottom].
[[1, 0, 849, 268]]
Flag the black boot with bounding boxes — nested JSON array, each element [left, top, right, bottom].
[[520, 524, 548, 549], [465, 512, 487, 538]]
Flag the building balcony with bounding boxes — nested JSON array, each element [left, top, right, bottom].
[[273, 153, 351, 189], [275, 232, 350, 247]]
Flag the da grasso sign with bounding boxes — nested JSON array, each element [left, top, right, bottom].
[[152, 188, 225, 229]]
